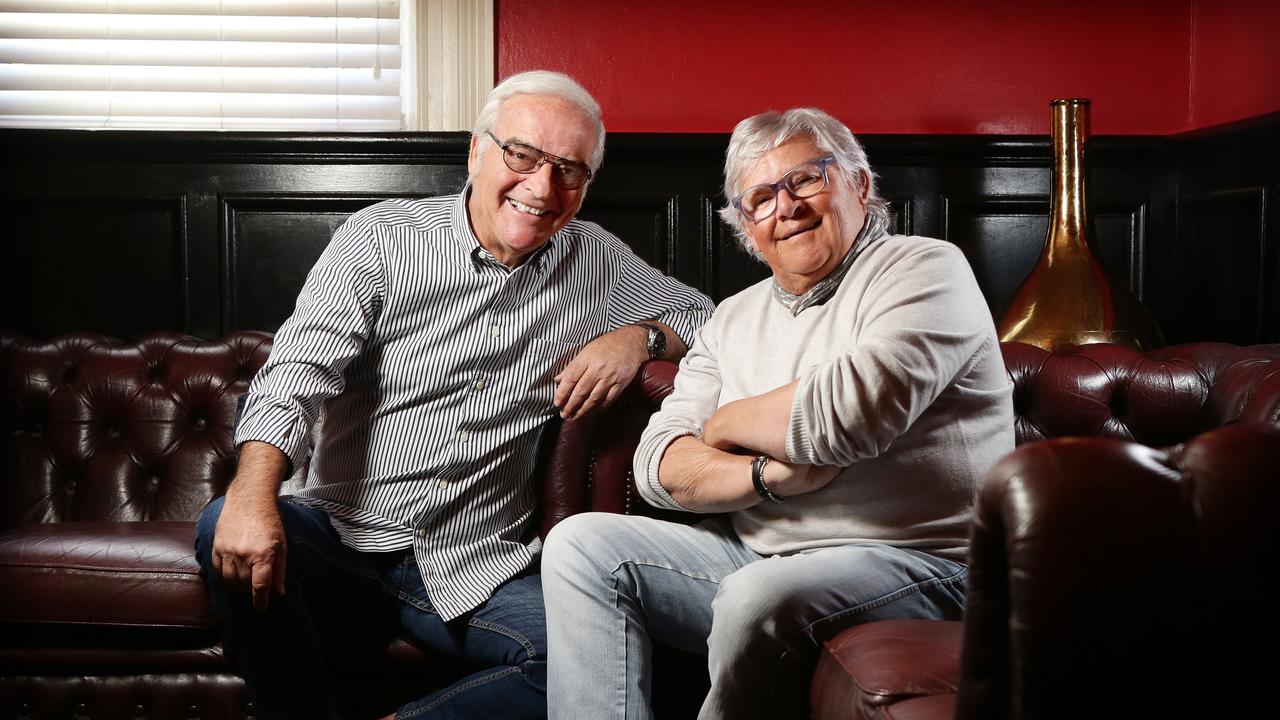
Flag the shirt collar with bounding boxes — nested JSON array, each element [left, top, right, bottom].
[[771, 209, 888, 316]]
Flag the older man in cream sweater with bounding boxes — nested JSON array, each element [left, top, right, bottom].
[[542, 108, 1014, 720]]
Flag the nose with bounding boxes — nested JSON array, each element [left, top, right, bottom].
[[774, 187, 805, 220], [523, 160, 556, 197]]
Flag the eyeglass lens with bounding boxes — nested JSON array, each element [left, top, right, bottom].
[[500, 141, 591, 189], [739, 159, 831, 221]]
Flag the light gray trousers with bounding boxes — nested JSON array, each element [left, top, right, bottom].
[[542, 512, 967, 720]]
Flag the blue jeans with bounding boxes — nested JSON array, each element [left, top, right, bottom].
[[194, 497, 547, 720], [542, 513, 967, 720]]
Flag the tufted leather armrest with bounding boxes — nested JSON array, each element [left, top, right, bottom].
[[958, 423, 1278, 719], [810, 341, 1280, 720], [538, 359, 680, 537], [814, 424, 1280, 720]]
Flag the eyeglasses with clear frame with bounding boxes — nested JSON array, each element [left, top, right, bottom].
[[485, 131, 594, 189], [732, 155, 838, 222]]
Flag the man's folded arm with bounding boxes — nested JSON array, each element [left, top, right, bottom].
[[786, 245, 994, 467]]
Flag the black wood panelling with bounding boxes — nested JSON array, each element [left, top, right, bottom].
[[1175, 115, 1280, 344], [222, 195, 413, 332], [943, 197, 1145, 315], [2, 195, 187, 338], [1179, 189, 1267, 345], [2, 120, 1277, 344]]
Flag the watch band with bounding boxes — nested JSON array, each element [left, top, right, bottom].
[[751, 455, 785, 503], [634, 322, 665, 360]]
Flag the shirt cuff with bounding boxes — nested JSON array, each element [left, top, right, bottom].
[[233, 395, 313, 476], [657, 307, 712, 350], [785, 376, 818, 465], [635, 430, 693, 512]]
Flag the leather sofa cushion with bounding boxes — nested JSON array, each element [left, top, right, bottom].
[[811, 618, 962, 720], [882, 693, 956, 720], [0, 521, 213, 630]]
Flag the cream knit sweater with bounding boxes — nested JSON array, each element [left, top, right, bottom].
[[635, 233, 1015, 561]]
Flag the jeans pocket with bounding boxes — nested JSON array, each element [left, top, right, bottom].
[[384, 555, 437, 614]]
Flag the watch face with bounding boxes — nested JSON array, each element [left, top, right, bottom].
[[650, 327, 666, 359], [642, 323, 665, 359]]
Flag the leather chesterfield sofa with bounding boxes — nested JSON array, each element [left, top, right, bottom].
[[3, 333, 1278, 719], [0, 331, 692, 720]]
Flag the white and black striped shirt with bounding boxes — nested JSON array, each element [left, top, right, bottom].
[[235, 190, 714, 620]]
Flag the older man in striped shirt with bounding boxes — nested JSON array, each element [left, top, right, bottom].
[[194, 71, 713, 720]]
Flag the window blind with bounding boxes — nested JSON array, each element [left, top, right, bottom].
[[0, 0, 404, 130]]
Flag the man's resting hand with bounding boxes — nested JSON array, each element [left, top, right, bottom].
[[553, 325, 651, 420], [211, 441, 289, 611]]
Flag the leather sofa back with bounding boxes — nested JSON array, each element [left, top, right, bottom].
[[1002, 341, 1280, 445], [5, 333, 1278, 533], [0, 332, 687, 535], [1, 332, 273, 529]]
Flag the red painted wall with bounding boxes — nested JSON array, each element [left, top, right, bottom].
[[1189, 0, 1280, 130], [497, 0, 1279, 135]]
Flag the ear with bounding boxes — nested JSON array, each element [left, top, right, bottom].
[[467, 133, 482, 177], [857, 170, 871, 203]]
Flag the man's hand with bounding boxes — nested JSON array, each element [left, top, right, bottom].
[[553, 325, 649, 420], [211, 441, 289, 611]]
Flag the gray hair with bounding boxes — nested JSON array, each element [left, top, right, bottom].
[[472, 70, 606, 173], [718, 108, 889, 259]]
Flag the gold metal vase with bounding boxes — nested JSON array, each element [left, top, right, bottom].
[[997, 99, 1163, 351]]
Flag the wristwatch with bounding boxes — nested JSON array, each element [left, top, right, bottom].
[[635, 322, 666, 360]]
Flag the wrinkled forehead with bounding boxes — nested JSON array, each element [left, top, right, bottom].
[[737, 138, 825, 189], [493, 94, 598, 162]]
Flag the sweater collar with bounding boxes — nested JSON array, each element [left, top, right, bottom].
[[771, 210, 887, 316]]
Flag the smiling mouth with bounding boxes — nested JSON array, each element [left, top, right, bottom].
[[779, 219, 822, 241], [507, 197, 552, 217]]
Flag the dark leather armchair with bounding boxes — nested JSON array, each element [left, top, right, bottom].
[[810, 342, 1280, 720]]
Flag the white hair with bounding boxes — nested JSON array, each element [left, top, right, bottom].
[[718, 108, 889, 259], [471, 70, 606, 172]]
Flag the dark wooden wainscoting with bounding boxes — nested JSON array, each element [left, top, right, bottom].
[[2, 121, 1276, 345]]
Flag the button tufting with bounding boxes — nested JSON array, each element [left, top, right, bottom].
[[193, 418, 207, 429], [149, 477, 160, 488], [133, 704, 146, 717]]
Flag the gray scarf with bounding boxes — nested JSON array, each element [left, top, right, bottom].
[[771, 210, 888, 316]]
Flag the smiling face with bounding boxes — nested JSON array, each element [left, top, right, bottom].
[[740, 138, 869, 294], [466, 94, 598, 267]]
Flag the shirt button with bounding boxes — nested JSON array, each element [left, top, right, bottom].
[[457, 430, 470, 442], [489, 325, 500, 337], [473, 379, 486, 390]]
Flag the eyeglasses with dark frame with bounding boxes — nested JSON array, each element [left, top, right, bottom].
[[485, 131, 594, 190], [732, 155, 838, 222]]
